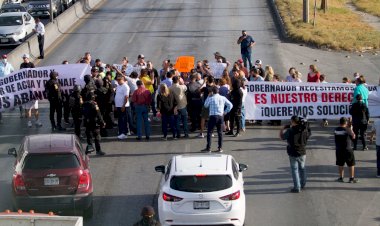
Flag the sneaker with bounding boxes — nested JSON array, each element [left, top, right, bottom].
[[234, 133, 241, 137], [336, 177, 344, 183], [35, 121, 42, 127], [117, 134, 127, 140], [211, 133, 215, 137], [161, 136, 167, 141], [184, 134, 189, 138], [290, 188, 300, 193], [225, 131, 234, 135], [85, 145, 95, 154], [197, 133, 204, 138], [96, 150, 106, 156], [173, 136, 178, 140], [27, 121, 32, 128], [201, 148, 211, 152], [57, 126, 66, 131], [349, 178, 358, 183], [136, 137, 142, 141], [145, 136, 150, 141], [153, 116, 160, 122], [216, 148, 223, 153], [363, 146, 368, 151]]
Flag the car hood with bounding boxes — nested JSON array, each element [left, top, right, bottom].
[[0, 26, 22, 35]]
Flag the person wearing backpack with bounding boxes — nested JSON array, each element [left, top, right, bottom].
[[280, 116, 311, 193], [349, 94, 370, 151]]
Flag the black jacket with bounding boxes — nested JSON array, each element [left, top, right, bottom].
[[285, 125, 310, 157], [157, 93, 177, 115], [349, 101, 369, 125], [44, 79, 62, 101]]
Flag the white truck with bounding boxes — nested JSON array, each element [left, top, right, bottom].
[[0, 211, 83, 226]]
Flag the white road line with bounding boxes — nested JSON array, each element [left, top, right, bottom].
[[128, 32, 137, 44]]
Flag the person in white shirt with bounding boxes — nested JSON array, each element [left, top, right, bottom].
[[33, 17, 45, 59], [115, 75, 130, 140], [0, 54, 14, 77]]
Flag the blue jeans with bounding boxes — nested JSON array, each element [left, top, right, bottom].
[[241, 52, 252, 69], [241, 105, 245, 129], [151, 91, 157, 117], [125, 106, 135, 133], [117, 107, 128, 135], [289, 155, 306, 190], [162, 114, 176, 137], [175, 107, 189, 137], [377, 146, 380, 175], [135, 105, 150, 138]]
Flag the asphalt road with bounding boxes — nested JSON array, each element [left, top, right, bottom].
[[1, 0, 380, 226]]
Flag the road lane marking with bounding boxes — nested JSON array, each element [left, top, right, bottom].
[[128, 32, 137, 43]]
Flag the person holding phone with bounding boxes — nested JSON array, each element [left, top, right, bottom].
[[237, 30, 255, 70]]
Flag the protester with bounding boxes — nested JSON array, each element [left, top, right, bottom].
[[218, 78, 231, 132], [334, 117, 358, 183], [279, 116, 311, 193], [198, 76, 216, 138], [157, 84, 177, 140], [254, 59, 265, 77], [320, 74, 329, 127], [171, 76, 189, 138], [162, 70, 174, 87], [226, 79, 243, 137], [33, 17, 45, 59], [292, 71, 302, 82], [131, 80, 152, 141], [78, 52, 95, 66], [82, 92, 106, 156], [187, 73, 202, 133], [240, 82, 248, 132], [286, 67, 296, 82], [237, 30, 255, 69], [370, 117, 380, 177], [44, 71, 65, 131], [248, 67, 264, 82], [140, 69, 155, 94], [202, 86, 232, 152], [133, 206, 161, 226], [0, 54, 14, 77], [342, 77, 351, 84], [135, 54, 147, 68], [25, 99, 42, 128], [115, 74, 130, 140], [147, 61, 160, 121], [349, 94, 370, 151], [236, 59, 248, 76], [307, 64, 320, 82], [20, 54, 35, 69], [264, 65, 274, 81], [352, 75, 369, 106]]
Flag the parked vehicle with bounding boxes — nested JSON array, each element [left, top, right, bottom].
[[27, 0, 63, 18], [0, 12, 35, 46], [8, 134, 94, 218], [155, 154, 248, 226], [0, 4, 27, 13], [2, 0, 24, 5]]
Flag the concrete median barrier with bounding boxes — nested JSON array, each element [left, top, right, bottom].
[[6, 0, 104, 68]]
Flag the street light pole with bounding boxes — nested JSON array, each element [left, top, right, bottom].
[[303, 0, 309, 23], [49, 0, 54, 22]]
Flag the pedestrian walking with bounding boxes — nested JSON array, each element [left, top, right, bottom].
[[44, 71, 65, 131], [201, 86, 233, 153], [171, 76, 189, 138], [334, 117, 358, 183], [33, 17, 45, 59], [82, 92, 106, 156], [157, 84, 177, 140], [114, 74, 130, 140], [237, 30, 255, 69], [349, 94, 370, 151], [133, 206, 161, 226], [131, 80, 152, 140], [279, 116, 311, 193], [69, 85, 83, 138]]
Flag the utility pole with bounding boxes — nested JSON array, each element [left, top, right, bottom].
[[313, 0, 317, 27], [49, 0, 54, 22], [303, 0, 309, 23], [321, 0, 328, 13]]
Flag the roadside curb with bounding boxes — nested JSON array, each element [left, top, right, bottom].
[[267, 0, 288, 41]]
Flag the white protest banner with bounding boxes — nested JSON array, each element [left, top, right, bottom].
[[0, 64, 91, 112], [209, 62, 227, 79], [244, 82, 380, 120]]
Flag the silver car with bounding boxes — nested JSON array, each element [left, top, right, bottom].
[[0, 12, 35, 46]]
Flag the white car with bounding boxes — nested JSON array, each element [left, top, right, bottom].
[[0, 12, 35, 46], [155, 154, 248, 226]]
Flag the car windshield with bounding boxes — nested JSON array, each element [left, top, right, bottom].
[[0, 16, 23, 26], [0, 8, 23, 13], [170, 175, 233, 192], [23, 154, 80, 170]]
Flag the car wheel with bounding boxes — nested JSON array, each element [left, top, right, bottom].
[[83, 202, 93, 219]]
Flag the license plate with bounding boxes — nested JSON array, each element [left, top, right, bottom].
[[193, 201, 210, 209], [1, 39, 8, 43], [44, 177, 59, 186]]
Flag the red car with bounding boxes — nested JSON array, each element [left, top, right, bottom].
[[8, 134, 93, 218]]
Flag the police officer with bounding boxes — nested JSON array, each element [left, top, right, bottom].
[[94, 79, 108, 137], [44, 71, 65, 131], [81, 74, 96, 102], [103, 72, 115, 128], [69, 85, 83, 138], [133, 206, 161, 226], [82, 92, 106, 156]]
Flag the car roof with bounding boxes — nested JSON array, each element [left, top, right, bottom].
[[2, 4, 25, 8], [24, 134, 77, 154], [172, 154, 232, 175], [0, 12, 25, 16]]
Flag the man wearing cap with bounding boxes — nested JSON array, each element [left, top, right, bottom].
[[237, 30, 255, 69], [134, 54, 147, 68], [20, 54, 35, 69], [33, 17, 45, 59], [0, 55, 14, 77], [131, 80, 152, 140], [254, 59, 265, 77], [133, 206, 161, 226]]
